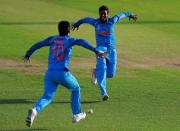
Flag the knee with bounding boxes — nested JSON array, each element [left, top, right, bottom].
[[70, 86, 80, 92], [43, 93, 54, 100]]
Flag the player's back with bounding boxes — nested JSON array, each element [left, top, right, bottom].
[[48, 35, 73, 70]]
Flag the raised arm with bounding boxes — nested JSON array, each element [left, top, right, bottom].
[[71, 39, 97, 53], [112, 12, 137, 24], [23, 37, 52, 62], [69, 38, 104, 57], [72, 17, 96, 30]]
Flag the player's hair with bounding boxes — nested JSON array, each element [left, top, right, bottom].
[[99, 5, 109, 14], [58, 21, 70, 36]]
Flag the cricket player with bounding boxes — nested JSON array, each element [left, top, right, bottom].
[[72, 5, 137, 101], [24, 21, 103, 127]]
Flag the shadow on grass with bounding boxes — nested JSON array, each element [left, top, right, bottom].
[[0, 99, 100, 104], [0, 99, 34, 104], [0, 20, 180, 25]]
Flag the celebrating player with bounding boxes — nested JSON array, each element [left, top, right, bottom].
[[72, 5, 137, 101], [24, 21, 104, 127]]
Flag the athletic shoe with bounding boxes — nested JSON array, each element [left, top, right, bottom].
[[72, 112, 86, 123], [91, 68, 97, 85], [25, 108, 37, 127], [102, 94, 109, 101]]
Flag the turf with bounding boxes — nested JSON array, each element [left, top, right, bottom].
[[0, 68, 180, 130], [0, 0, 180, 130]]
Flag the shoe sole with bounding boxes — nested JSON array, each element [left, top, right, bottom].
[[26, 120, 31, 127], [25, 109, 33, 127]]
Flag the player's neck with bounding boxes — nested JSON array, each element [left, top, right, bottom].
[[59, 33, 69, 36], [59, 34, 68, 37], [100, 18, 108, 23]]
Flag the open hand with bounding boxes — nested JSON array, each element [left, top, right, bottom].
[[129, 14, 138, 21], [22, 56, 30, 63], [97, 51, 105, 57], [71, 23, 79, 31]]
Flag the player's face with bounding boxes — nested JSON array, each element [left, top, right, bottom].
[[99, 10, 108, 22]]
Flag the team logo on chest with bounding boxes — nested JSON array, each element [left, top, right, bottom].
[[96, 25, 110, 35]]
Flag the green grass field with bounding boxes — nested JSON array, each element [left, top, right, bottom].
[[0, 0, 180, 130]]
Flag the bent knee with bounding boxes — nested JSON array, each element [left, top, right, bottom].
[[42, 93, 54, 100], [69, 86, 80, 92]]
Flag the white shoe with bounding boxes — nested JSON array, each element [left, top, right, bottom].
[[25, 108, 37, 127], [91, 68, 97, 85], [72, 112, 86, 123]]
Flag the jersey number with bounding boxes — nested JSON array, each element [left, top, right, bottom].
[[52, 40, 64, 61]]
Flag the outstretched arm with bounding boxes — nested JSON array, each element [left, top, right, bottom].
[[72, 17, 96, 30], [72, 39, 97, 53], [112, 12, 137, 23], [23, 37, 52, 62], [70, 39, 104, 57]]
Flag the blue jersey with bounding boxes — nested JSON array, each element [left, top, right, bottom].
[[74, 12, 131, 51], [25, 35, 97, 70]]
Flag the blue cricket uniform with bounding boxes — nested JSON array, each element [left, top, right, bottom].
[[25, 35, 97, 115], [74, 12, 131, 96]]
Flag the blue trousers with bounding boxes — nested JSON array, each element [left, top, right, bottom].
[[33, 70, 81, 115], [95, 49, 117, 96]]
